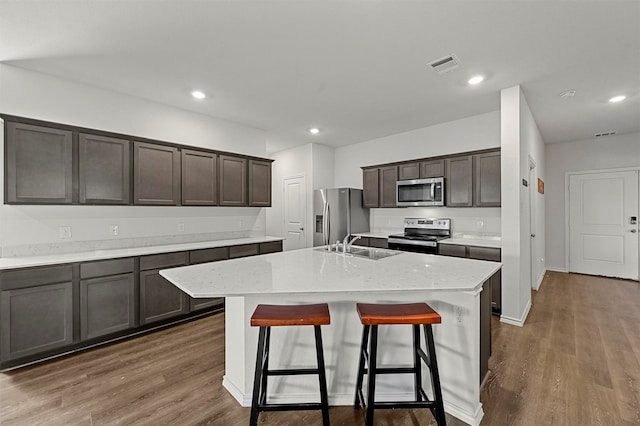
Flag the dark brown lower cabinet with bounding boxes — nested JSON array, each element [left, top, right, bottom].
[[140, 269, 188, 325], [438, 244, 502, 314], [1, 281, 74, 361], [80, 273, 135, 340], [188, 247, 228, 311]]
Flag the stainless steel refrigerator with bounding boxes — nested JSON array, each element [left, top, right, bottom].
[[313, 188, 370, 247]]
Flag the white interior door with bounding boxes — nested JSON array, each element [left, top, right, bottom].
[[569, 170, 639, 280], [529, 158, 537, 289], [283, 176, 307, 251]]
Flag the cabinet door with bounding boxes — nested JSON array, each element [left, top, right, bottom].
[[398, 162, 419, 180], [379, 166, 398, 208], [420, 159, 445, 178], [182, 149, 217, 206], [249, 160, 272, 207], [188, 248, 228, 311], [362, 168, 380, 208], [79, 133, 130, 204], [474, 152, 501, 207], [445, 155, 473, 207], [219, 155, 247, 206], [80, 273, 135, 340], [140, 269, 188, 325], [5, 122, 73, 204], [133, 142, 180, 205], [1, 282, 73, 361]]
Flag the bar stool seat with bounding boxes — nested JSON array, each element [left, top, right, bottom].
[[354, 302, 446, 426], [250, 303, 331, 426]]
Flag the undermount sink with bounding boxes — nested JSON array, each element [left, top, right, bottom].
[[316, 245, 401, 260]]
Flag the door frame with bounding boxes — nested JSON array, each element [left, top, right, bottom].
[[564, 166, 640, 276], [528, 155, 537, 290], [282, 174, 307, 251]]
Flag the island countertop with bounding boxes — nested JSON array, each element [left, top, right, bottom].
[[160, 245, 502, 297]]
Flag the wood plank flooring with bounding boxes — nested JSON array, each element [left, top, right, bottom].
[[1, 271, 638, 425]]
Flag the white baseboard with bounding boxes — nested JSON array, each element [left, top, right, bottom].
[[223, 379, 484, 426], [546, 266, 568, 273], [532, 269, 546, 291], [500, 298, 531, 327]]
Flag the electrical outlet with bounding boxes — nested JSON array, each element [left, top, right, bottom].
[[177, 223, 185, 232], [59, 226, 72, 239], [238, 220, 244, 229], [476, 220, 484, 231], [109, 225, 119, 236]]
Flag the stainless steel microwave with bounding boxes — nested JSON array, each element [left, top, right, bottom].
[[396, 177, 444, 207]]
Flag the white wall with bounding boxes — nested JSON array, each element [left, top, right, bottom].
[[267, 144, 312, 249], [545, 132, 640, 271], [500, 85, 546, 327], [266, 143, 336, 250], [0, 64, 269, 256], [333, 111, 502, 235], [334, 111, 500, 189]]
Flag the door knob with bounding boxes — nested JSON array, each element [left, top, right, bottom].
[[631, 229, 638, 233], [531, 234, 536, 238], [299, 227, 304, 231]]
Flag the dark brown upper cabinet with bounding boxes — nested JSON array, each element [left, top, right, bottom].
[[420, 159, 445, 178], [248, 159, 272, 207], [379, 166, 398, 208], [398, 162, 420, 180], [5, 122, 73, 204], [474, 152, 501, 207], [445, 155, 473, 207], [219, 155, 247, 206], [79, 133, 130, 205], [181, 149, 217, 206], [133, 141, 180, 205], [362, 168, 380, 208]]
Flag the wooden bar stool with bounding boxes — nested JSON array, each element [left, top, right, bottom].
[[250, 303, 331, 426], [354, 302, 446, 426]]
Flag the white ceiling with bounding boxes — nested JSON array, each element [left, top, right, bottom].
[[1, 0, 639, 154]]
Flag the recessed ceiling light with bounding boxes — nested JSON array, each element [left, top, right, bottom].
[[468, 75, 484, 85], [191, 90, 206, 100], [309, 128, 320, 135], [609, 95, 626, 103]]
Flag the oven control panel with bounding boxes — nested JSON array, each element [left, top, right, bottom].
[[403, 218, 450, 230]]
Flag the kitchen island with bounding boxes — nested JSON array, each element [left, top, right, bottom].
[[160, 246, 501, 426]]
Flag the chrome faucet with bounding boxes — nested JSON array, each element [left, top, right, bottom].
[[343, 235, 361, 253]]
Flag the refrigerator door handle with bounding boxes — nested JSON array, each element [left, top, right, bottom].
[[322, 199, 329, 245], [326, 204, 331, 245]]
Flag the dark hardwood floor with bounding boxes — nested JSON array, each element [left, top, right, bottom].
[[1, 272, 638, 425]]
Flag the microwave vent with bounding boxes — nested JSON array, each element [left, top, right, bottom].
[[594, 131, 617, 138], [428, 54, 461, 74]]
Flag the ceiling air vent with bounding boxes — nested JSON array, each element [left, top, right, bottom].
[[428, 54, 461, 74], [595, 131, 617, 138]]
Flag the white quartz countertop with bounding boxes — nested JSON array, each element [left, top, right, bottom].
[[0, 236, 284, 270], [160, 246, 502, 297], [351, 231, 397, 239], [439, 235, 501, 249]]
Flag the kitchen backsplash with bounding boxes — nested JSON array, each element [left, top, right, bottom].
[[0, 206, 266, 257], [370, 207, 501, 236]]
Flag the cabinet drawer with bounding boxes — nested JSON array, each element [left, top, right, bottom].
[[0, 265, 73, 291], [189, 247, 229, 265], [438, 244, 467, 258], [80, 258, 135, 279], [139, 252, 188, 270], [259, 241, 282, 255], [468, 246, 501, 262], [229, 244, 259, 259]]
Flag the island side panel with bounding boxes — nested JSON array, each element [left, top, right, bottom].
[[231, 290, 483, 426]]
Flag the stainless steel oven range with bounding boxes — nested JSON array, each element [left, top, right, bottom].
[[388, 218, 451, 254]]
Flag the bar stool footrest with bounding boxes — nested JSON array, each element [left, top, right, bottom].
[[372, 400, 438, 410], [259, 402, 324, 412], [266, 368, 320, 376]]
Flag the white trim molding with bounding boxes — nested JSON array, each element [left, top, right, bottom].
[[532, 268, 546, 291], [500, 298, 532, 327]]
